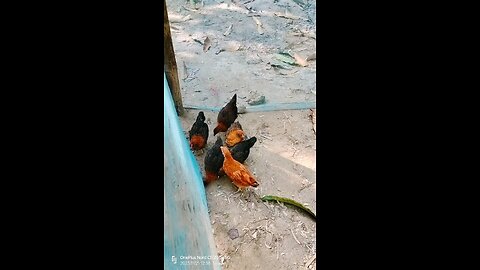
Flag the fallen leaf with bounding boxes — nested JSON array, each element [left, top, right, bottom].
[[170, 25, 181, 31], [226, 43, 241, 51], [203, 37, 211, 52], [181, 5, 197, 12], [215, 42, 242, 54], [306, 53, 316, 61], [304, 32, 316, 39], [215, 43, 241, 55], [252, 16, 264, 35], [170, 14, 191, 23], [252, 16, 261, 25], [182, 61, 188, 80], [271, 63, 293, 70], [274, 9, 307, 20], [292, 28, 316, 39], [275, 53, 296, 65], [300, 29, 316, 39], [293, 53, 308, 67], [274, 12, 296, 20], [256, 25, 264, 34], [223, 24, 233, 36]]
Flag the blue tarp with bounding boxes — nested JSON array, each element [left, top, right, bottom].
[[164, 73, 221, 269]]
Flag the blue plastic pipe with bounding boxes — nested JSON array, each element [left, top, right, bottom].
[[184, 101, 316, 113], [164, 73, 221, 269]]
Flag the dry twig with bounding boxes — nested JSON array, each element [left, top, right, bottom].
[[306, 254, 316, 267], [291, 228, 301, 245]]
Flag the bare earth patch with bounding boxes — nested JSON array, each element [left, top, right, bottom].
[[169, 0, 316, 268]]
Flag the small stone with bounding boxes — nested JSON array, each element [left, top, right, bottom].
[[248, 95, 266, 106], [238, 105, 247, 114], [228, 228, 239, 240]]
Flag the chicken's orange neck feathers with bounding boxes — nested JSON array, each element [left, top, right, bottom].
[[220, 147, 234, 160], [223, 151, 233, 160]]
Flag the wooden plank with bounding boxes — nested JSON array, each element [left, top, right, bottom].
[[164, 0, 185, 116]]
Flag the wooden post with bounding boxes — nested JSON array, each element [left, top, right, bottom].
[[164, 0, 185, 116]]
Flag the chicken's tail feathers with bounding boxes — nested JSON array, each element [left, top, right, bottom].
[[248, 136, 257, 146], [228, 93, 237, 105]]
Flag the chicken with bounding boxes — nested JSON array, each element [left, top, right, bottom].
[[213, 94, 238, 135], [204, 137, 224, 184], [204, 136, 257, 185], [189, 111, 209, 150], [225, 121, 245, 147], [230, 136, 257, 163], [220, 146, 259, 190]]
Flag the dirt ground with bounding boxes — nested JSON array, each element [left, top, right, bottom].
[[168, 0, 316, 269]]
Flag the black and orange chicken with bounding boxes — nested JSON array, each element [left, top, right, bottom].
[[230, 136, 257, 164], [213, 94, 238, 135], [204, 137, 224, 184], [189, 111, 209, 150]]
